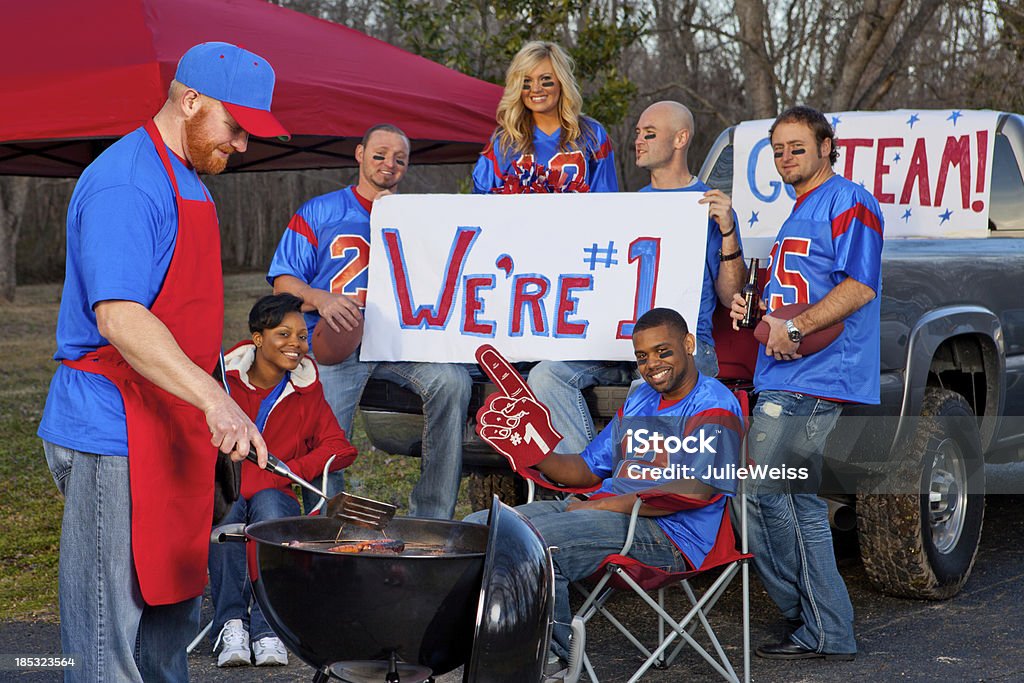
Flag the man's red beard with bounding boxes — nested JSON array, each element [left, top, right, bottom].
[[185, 107, 234, 175]]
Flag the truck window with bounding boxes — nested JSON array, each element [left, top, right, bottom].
[[989, 134, 1024, 232], [706, 144, 734, 195]]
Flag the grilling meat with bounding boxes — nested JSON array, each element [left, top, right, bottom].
[[327, 538, 406, 554]]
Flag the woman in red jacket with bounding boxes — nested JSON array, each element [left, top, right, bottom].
[[210, 294, 356, 667]]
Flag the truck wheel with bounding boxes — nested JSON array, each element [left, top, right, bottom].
[[466, 471, 525, 510], [856, 388, 985, 599]]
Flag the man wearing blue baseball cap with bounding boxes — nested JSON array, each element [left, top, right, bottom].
[[39, 42, 287, 681]]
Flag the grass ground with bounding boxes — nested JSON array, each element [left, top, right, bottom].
[[0, 272, 472, 623]]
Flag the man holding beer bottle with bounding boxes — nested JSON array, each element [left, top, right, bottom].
[[729, 105, 883, 662]]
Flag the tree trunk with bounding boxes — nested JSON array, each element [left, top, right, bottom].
[[0, 177, 31, 303], [734, 0, 777, 118]]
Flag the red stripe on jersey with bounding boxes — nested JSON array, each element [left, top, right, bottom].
[[831, 203, 882, 239], [350, 186, 373, 214], [489, 147, 502, 176], [594, 138, 613, 160], [683, 408, 743, 437], [286, 214, 318, 248]]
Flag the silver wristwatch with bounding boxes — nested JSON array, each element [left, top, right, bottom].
[[785, 319, 803, 344]]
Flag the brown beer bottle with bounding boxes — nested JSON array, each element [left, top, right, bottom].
[[738, 258, 761, 329]]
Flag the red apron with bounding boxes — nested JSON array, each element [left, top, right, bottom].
[[63, 121, 225, 605]]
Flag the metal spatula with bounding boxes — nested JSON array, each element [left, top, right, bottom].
[[324, 491, 397, 529], [246, 449, 396, 530]]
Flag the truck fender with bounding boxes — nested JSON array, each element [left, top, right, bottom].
[[896, 305, 1003, 452]]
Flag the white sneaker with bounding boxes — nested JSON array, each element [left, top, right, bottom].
[[252, 636, 289, 666], [214, 618, 250, 667]]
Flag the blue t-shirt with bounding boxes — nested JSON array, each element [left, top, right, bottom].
[[38, 126, 213, 456], [639, 180, 741, 347], [472, 116, 618, 194], [755, 175, 884, 403], [266, 186, 372, 335], [581, 375, 742, 568]]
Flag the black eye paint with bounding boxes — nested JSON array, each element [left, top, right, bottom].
[[773, 147, 807, 159], [373, 155, 385, 161], [396, 159, 406, 166], [644, 133, 656, 140], [659, 350, 675, 358], [540, 78, 556, 88], [522, 80, 531, 91]]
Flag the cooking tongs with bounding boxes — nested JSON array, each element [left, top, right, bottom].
[[246, 448, 397, 530]]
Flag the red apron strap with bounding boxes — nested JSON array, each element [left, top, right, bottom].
[[143, 120, 181, 198]]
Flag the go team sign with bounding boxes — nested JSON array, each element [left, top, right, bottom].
[[732, 109, 1000, 239], [361, 193, 708, 363]]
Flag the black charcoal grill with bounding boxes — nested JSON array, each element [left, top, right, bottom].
[[217, 497, 554, 682]]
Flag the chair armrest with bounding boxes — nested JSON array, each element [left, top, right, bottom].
[[519, 466, 602, 495], [617, 492, 721, 556], [638, 491, 722, 512], [617, 496, 646, 556]]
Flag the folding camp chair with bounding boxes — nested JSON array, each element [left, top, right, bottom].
[[570, 387, 752, 683], [572, 488, 750, 683]]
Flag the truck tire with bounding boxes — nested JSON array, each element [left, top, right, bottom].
[[466, 471, 525, 510], [857, 388, 985, 599]]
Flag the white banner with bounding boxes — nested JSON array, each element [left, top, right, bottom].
[[732, 109, 999, 241], [362, 193, 709, 363]]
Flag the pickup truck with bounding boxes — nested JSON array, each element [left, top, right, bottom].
[[358, 110, 1024, 600]]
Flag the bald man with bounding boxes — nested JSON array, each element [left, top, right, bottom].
[[528, 101, 746, 455], [635, 100, 745, 362]]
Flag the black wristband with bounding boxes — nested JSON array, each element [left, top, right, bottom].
[[719, 248, 743, 262], [719, 225, 736, 239]]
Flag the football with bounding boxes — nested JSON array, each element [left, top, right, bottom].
[[310, 317, 364, 366], [753, 302, 844, 356]]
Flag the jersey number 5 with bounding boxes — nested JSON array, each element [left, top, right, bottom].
[[768, 237, 811, 311]]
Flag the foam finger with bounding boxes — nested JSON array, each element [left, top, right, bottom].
[[475, 344, 534, 399]]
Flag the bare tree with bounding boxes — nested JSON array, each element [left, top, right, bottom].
[[0, 178, 30, 302], [734, 0, 777, 117]]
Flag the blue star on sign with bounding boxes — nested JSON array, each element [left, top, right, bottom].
[[939, 209, 953, 224], [947, 110, 963, 126], [893, 153, 901, 163], [748, 211, 759, 227], [907, 113, 920, 128], [831, 115, 842, 129], [901, 209, 912, 222]]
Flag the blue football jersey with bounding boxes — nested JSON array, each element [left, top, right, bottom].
[[639, 180, 741, 347], [756, 175, 884, 404], [581, 375, 742, 568], [267, 186, 372, 334], [472, 116, 618, 194]]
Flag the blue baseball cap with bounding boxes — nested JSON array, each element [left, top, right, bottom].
[[175, 42, 289, 140]]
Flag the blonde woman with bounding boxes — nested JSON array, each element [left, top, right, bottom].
[[473, 41, 618, 193]]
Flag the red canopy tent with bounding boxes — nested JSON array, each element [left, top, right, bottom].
[[0, 0, 502, 176]]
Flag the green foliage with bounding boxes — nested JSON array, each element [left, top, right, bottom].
[[381, 0, 648, 126], [0, 284, 64, 621]]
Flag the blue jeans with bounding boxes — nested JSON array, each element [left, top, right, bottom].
[[465, 499, 685, 660], [527, 339, 718, 454], [744, 391, 856, 654], [43, 441, 198, 682], [209, 488, 300, 642], [317, 353, 471, 519]]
